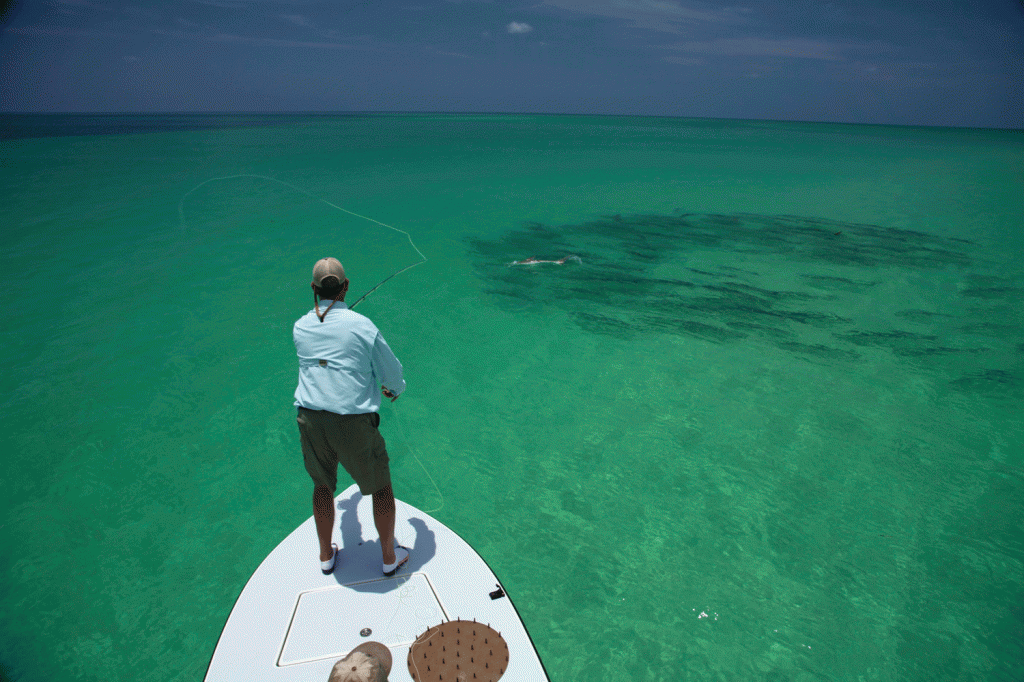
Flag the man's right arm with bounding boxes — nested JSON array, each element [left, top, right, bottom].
[[372, 333, 406, 400]]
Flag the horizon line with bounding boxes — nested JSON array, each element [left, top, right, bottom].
[[1, 110, 1018, 132]]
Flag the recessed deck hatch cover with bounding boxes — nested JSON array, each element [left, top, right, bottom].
[[278, 573, 444, 666]]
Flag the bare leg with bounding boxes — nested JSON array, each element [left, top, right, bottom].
[[373, 484, 397, 565], [313, 485, 335, 562]]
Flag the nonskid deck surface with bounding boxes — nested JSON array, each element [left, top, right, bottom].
[[205, 485, 547, 681]]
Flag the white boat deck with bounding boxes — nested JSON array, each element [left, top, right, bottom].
[[205, 484, 548, 681]]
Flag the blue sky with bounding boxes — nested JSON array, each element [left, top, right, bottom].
[[1, 0, 1022, 127]]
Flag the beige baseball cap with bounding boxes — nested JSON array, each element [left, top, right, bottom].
[[327, 642, 392, 682], [312, 257, 346, 287]]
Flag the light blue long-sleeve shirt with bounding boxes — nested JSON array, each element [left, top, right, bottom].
[[293, 302, 405, 414]]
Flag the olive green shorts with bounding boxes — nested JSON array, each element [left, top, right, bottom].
[[297, 408, 392, 495]]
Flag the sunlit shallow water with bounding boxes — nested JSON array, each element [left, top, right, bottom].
[[1, 114, 1022, 681]]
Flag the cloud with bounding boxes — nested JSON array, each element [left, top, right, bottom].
[[6, 25, 123, 38], [662, 55, 703, 65], [48, 0, 113, 16], [191, 0, 248, 7], [507, 21, 533, 34], [149, 27, 371, 50], [665, 38, 846, 61], [541, 0, 736, 33], [192, 0, 322, 7], [281, 14, 314, 28], [124, 5, 163, 21]]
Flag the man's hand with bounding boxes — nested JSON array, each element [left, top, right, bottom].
[[382, 386, 399, 403]]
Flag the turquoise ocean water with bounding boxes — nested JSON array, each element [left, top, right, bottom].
[[1, 114, 1022, 681]]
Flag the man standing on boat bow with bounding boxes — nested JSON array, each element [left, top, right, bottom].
[[293, 257, 410, 577]]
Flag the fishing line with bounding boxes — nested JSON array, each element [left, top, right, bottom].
[[179, 173, 442, 512], [177, 173, 427, 309], [386, 402, 444, 514]]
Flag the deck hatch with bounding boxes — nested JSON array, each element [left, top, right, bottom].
[[278, 573, 445, 667]]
